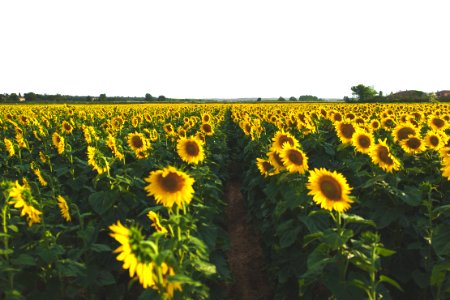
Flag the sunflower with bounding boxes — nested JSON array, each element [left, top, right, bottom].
[[163, 123, 175, 136], [87, 146, 110, 175], [200, 123, 214, 136], [392, 124, 418, 143], [267, 150, 286, 172], [429, 115, 447, 131], [335, 121, 356, 144], [111, 116, 124, 131], [109, 221, 156, 289], [149, 129, 159, 142], [8, 181, 42, 227], [61, 121, 74, 134], [177, 127, 187, 138], [15, 133, 27, 149], [202, 113, 212, 123], [52, 132, 65, 154], [57, 195, 71, 222], [144, 166, 195, 208], [279, 144, 309, 174], [424, 131, 446, 150], [370, 120, 381, 131], [127, 132, 149, 152], [381, 117, 396, 129], [107, 135, 125, 161], [4, 138, 15, 157], [351, 129, 374, 154], [32, 168, 48, 187], [306, 168, 353, 213], [176, 136, 205, 165], [271, 130, 299, 152], [370, 139, 401, 172], [147, 211, 168, 234], [256, 158, 277, 177], [400, 136, 426, 155]]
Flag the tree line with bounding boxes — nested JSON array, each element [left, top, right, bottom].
[[0, 93, 171, 103]]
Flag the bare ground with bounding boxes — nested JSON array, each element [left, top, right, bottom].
[[225, 179, 273, 300]]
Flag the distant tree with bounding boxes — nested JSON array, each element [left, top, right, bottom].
[[351, 84, 377, 102], [289, 96, 297, 101], [145, 93, 154, 101], [158, 95, 166, 101], [379, 91, 383, 97], [299, 95, 319, 102], [24, 92, 37, 102], [257, 97, 262, 102], [278, 96, 286, 101], [0, 94, 6, 103], [86, 96, 93, 102], [99, 94, 107, 101], [8, 93, 19, 102]]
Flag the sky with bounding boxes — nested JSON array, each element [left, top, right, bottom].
[[1, 0, 449, 99]]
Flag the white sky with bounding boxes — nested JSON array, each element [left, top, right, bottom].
[[1, 0, 449, 99]]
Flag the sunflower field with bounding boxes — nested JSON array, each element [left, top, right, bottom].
[[1, 102, 450, 299]]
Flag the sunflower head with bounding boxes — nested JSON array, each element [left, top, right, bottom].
[[127, 132, 149, 153], [370, 139, 401, 172], [400, 136, 426, 155], [256, 158, 277, 177], [267, 150, 286, 172], [279, 144, 309, 174], [352, 129, 374, 154], [306, 168, 353, 213], [429, 115, 447, 131], [335, 121, 356, 144], [87, 146, 110, 174], [176, 136, 205, 165], [61, 121, 74, 134], [144, 166, 195, 208], [271, 130, 299, 152], [392, 124, 418, 143], [201, 123, 214, 136], [424, 131, 446, 150]]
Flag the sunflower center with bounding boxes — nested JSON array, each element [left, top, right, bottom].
[[131, 136, 144, 148], [185, 141, 200, 156], [272, 152, 284, 167], [397, 127, 415, 140], [160, 173, 185, 193], [278, 135, 293, 148], [432, 118, 445, 128], [333, 113, 342, 122], [202, 124, 212, 133], [55, 136, 61, 143], [377, 146, 394, 165], [358, 136, 371, 148], [429, 136, 439, 147], [245, 124, 252, 133], [406, 137, 421, 149], [288, 150, 303, 165], [319, 176, 342, 200], [262, 161, 272, 172], [64, 123, 72, 131], [372, 121, 379, 129], [340, 124, 355, 139]]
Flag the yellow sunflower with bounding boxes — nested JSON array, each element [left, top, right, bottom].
[[351, 129, 374, 154], [87, 146, 110, 175], [147, 211, 168, 234], [57, 195, 71, 222], [392, 124, 418, 143], [306, 168, 353, 213], [429, 115, 447, 131], [271, 130, 299, 152], [370, 139, 401, 172], [200, 123, 214, 136], [4, 138, 15, 157], [144, 166, 195, 208], [176, 136, 205, 165], [8, 181, 42, 227], [52, 132, 65, 154], [279, 144, 309, 174], [127, 132, 150, 153], [400, 136, 426, 155], [267, 150, 286, 172], [256, 158, 277, 177], [61, 121, 74, 134], [424, 131, 446, 150], [32, 168, 48, 187], [335, 121, 356, 144]]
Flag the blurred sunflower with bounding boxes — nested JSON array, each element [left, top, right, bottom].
[[176, 136, 205, 165], [52, 132, 65, 154], [256, 158, 277, 177], [144, 166, 195, 208], [335, 121, 356, 144], [267, 150, 286, 172], [4, 138, 15, 157], [424, 131, 446, 150], [61, 121, 74, 134], [8, 181, 42, 227], [32, 168, 47, 187], [87, 146, 110, 175], [271, 130, 299, 152], [392, 124, 418, 143], [127, 132, 149, 153], [307, 168, 353, 213], [370, 139, 401, 172], [163, 123, 175, 136], [429, 115, 447, 131], [400, 136, 426, 155], [352, 129, 374, 154], [200, 123, 214, 136], [57, 195, 71, 222], [147, 211, 168, 234], [279, 144, 309, 174]]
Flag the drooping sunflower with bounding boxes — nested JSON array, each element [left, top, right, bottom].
[[8, 181, 42, 227], [271, 130, 299, 152], [392, 124, 418, 143], [306, 168, 353, 213], [400, 136, 426, 155], [4, 138, 15, 157], [147, 211, 168, 234], [279, 145, 309, 174], [127, 132, 149, 153], [144, 166, 195, 208], [52, 132, 65, 154], [57, 195, 71, 222], [176, 136, 205, 165], [351, 129, 374, 154], [109, 221, 156, 289], [370, 139, 401, 172], [381, 117, 396, 130], [107, 135, 125, 161], [335, 121, 356, 144], [61, 121, 74, 134], [32, 168, 48, 187], [256, 158, 277, 177], [87, 146, 110, 175]]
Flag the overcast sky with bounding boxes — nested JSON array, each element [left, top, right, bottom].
[[1, 0, 449, 99]]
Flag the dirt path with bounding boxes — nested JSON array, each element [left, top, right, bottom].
[[225, 179, 273, 300]]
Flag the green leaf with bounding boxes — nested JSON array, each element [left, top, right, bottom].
[[91, 243, 112, 253], [431, 261, 450, 286], [88, 191, 118, 215], [303, 232, 324, 247], [97, 271, 116, 286], [432, 224, 450, 256], [168, 274, 203, 287], [433, 204, 450, 219], [193, 258, 217, 276], [11, 254, 35, 266], [279, 227, 301, 248], [379, 275, 403, 292], [375, 247, 396, 257], [322, 229, 353, 250], [342, 214, 376, 227], [8, 225, 18, 233], [0, 249, 14, 255]]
